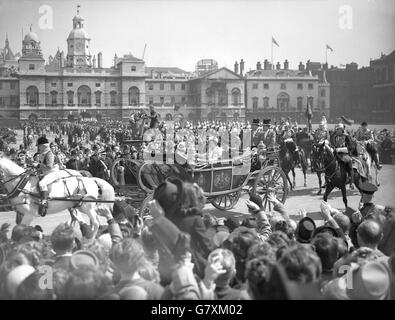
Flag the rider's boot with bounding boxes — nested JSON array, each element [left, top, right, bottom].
[[38, 191, 49, 217], [348, 163, 355, 190], [372, 151, 382, 170]]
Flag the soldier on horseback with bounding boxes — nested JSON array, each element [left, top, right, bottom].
[[331, 123, 355, 189], [355, 122, 382, 170], [37, 136, 60, 217], [280, 121, 299, 166]]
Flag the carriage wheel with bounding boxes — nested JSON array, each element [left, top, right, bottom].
[[252, 166, 288, 212], [210, 191, 241, 211], [139, 193, 153, 218]]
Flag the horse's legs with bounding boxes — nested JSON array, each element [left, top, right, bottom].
[[286, 172, 293, 191], [323, 183, 335, 202], [291, 168, 296, 188], [317, 172, 322, 195], [20, 211, 35, 226], [302, 161, 307, 187], [340, 186, 348, 209]]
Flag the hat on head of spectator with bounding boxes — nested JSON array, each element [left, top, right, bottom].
[[70, 250, 99, 270], [6, 265, 35, 298], [37, 136, 49, 146], [295, 217, 316, 243], [252, 119, 260, 125], [313, 225, 340, 238], [153, 177, 184, 217], [262, 119, 271, 126], [359, 182, 378, 195], [324, 261, 391, 300]]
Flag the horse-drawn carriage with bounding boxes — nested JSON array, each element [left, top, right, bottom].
[[109, 140, 289, 215]]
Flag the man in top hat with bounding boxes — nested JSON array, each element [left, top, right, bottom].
[[36, 136, 60, 216], [331, 123, 355, 189], [355, 122, 382, 170], [261, 119, 276, 149]]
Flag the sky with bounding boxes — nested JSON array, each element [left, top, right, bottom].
[[0, 0, 394, 72]]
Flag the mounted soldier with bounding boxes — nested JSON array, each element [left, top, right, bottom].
[[280, 121, 299, 166], [330, 123, 354, 189], [355, 122, 382, 170]]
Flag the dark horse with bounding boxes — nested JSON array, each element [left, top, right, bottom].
[[317, 142, 365, 208], [279, 141, 307, 190], [311, 143, 326, 195]]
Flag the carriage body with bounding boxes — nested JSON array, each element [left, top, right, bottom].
[[109, 142, 288, 214]]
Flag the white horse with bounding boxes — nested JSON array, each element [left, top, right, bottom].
[[0, 157, 115, 237], [355, 141, 380, 186]]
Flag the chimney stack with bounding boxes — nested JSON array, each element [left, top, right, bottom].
[[298, 61, 304, 71], [306, 60, 311, 72], [240, 59, 244, 76], [284, 59, 289, 70], [59, 52, 64, 68], [92, 55, 96, 68], [97, 52, 103, 68], [256, 61, 262, 70], [276, 62, 281, 70], [234, 61, 239, 74], [263, 59, 269, 70]]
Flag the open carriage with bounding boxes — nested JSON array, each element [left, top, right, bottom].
[[109, 139, 289, 216]]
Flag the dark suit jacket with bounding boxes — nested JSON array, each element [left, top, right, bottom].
[[172, 214, 214, 278], [52, 255, 72, 271]]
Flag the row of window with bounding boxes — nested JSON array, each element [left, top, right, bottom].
[[148, 83, 186, 91], [147, 96, 187, 105], [0, 82, 17, 90], [51, 82, 119, 88], [0, 96, 19, 107], [251, 96, 322, 111], [252, 83, 315, 90]]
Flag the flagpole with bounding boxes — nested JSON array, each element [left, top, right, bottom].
[[325, 46, 328, 64], [271, 39, 273, 67]]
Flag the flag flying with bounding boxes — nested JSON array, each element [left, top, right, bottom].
[[326, 44, 333, 52], [272, 37, 279, 47]]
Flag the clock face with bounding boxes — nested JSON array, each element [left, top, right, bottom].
[[76, 42, 83, 51]]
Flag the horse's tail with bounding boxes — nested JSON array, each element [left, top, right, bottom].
[[93, 177, 115, 212]]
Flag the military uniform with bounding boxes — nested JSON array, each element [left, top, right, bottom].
[[355, 126, 381, 169], [314, 128, 330, 144], [331, 127, 354, 186]]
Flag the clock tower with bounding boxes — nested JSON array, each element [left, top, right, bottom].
[[66, 6, 92, 68]]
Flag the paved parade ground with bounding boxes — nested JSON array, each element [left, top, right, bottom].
[[1, 128, 394, 235]]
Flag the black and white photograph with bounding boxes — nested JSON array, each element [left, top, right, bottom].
[[0, 0, 394, 305]]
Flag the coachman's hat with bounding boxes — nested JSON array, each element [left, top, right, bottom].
[[252, 119, 260, 125], [262, 119, 271, 125], [359, 182, 378, 195], [36, 136, 49, 146]]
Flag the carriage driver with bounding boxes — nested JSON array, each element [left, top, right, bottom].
[[36, 136, 60, 217], [355, 122, 382, 170], [331, 123, 354, 190]]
